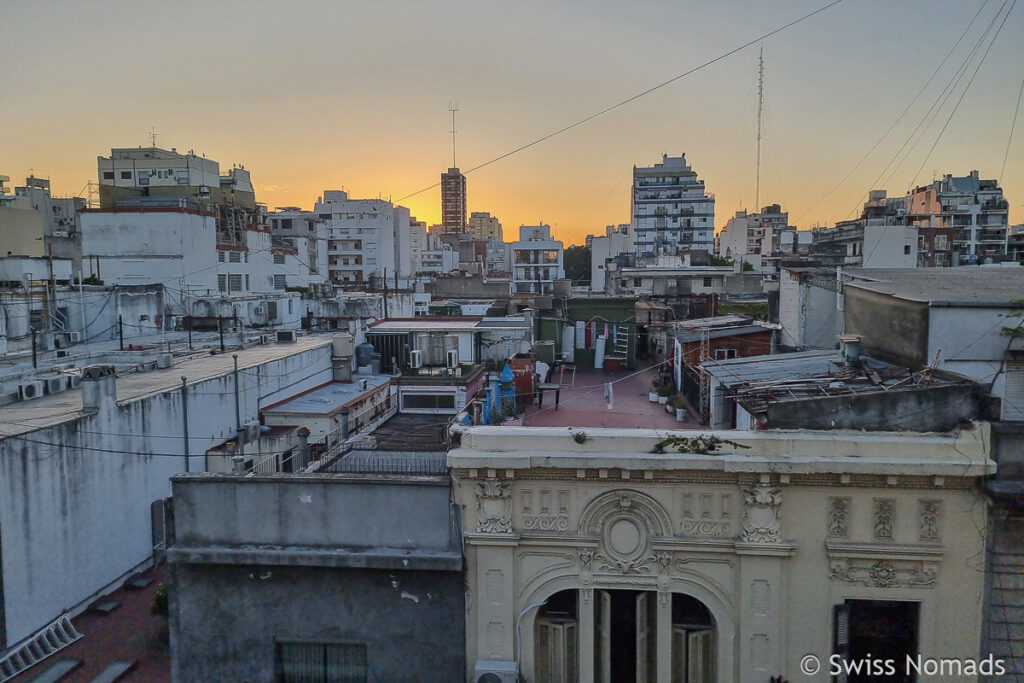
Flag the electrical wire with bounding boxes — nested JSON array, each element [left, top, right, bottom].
[[999, 74, 1024, 182], [793, 0, 992, 225], [394, 0, 845, 204]]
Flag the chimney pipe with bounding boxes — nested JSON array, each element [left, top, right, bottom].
[[81, 364, 117, 413]]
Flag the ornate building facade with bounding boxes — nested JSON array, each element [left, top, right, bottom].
[[449, 425, 994, 682]]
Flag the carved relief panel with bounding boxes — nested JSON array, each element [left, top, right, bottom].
[[520, 487, 570, 532], [680, 489, 735, 537]]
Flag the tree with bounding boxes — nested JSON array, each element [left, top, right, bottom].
[[564, 245, 592, 285]]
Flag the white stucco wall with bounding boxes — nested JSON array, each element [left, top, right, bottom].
[[0, 340, 333, 646]]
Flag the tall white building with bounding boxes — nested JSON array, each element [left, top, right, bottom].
[[590, 224, 632, 291], [267, 208, 330, 289], [511, 224, 564, 294], [314, 190, 413, 285], [718, 204, 790, 257], [632, 154, 715, 256]]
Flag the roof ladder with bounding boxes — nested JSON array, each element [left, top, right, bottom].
[[0, 614, 83, 682]]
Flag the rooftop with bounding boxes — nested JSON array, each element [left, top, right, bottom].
[[521, 364, 698, 430], [844, 267, 1024, 306], [0, 336, 330, 437], [367, 317, 530, 333], [262, 376, 391, 416], [670, 315, 776, 343]]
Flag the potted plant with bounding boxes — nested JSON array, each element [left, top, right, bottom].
[[671, 394, 688, 422], [657, 382, 673, 404], [648, 379, 660, 403]]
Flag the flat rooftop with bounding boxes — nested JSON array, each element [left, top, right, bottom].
[[367, 317, 530, 332], [0, 336, 331, 437], [522, 364, 697, 430], [263, 375, 391, 415], [844, 266, 1024, 306]]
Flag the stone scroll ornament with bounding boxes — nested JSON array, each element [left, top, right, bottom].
[[741, 486, 782, 543], [475, 480, 512, 533]]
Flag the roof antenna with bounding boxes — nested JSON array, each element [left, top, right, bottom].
[[148, 126, 158, 149], [449, 100, 459, 168], [755, 46, 764, 211]]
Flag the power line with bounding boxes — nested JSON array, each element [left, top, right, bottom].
[[906, 0, 1016, 190], [999, 74, 1024, 182], [395, 0, 845, 204], [793, 0, 992, 225]]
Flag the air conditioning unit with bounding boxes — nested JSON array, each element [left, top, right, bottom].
[[18, 381, 45, 401], [246, 421, 261, 441], [276, 330, 297, 343], [157, 353, 172, 369], [46, 377, 67, 394], [446, 349, 459, 368], [55, 349, 71, 359], [359, 379, 368, 391], [259, 334, 271, 345], [473, 661, 518, 683], [67, 373, 82, 389], [68, 331, 81, 343], [409, 349, 423, 369]]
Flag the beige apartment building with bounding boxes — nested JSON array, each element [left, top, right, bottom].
[[450, 425, 994, 682]]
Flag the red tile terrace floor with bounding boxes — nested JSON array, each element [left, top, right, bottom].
[[522, 363, 700, 430], [11, 565, 170, 683]]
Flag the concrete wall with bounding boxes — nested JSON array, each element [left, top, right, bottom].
[[765, 383, 982, 432], [80, 209, 218, 295], [862, 224, 918, 268], [427, 275, 510, 298], [170, 564, 464, 683], [167, 474, 464, 682], [844, 286, 929, 367], [778, 270, 842, 350], [0, 341, 333, 647], [0, 203, 46, 257]]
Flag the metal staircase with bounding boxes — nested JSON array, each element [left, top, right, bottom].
[[0, 614, 83, 681]]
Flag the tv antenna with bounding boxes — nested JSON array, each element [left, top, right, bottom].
[[148, 126, 158, 148], [755, 47, 764, 211], [449, 100, 459, 168]]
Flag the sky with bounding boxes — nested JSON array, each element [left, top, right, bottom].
[[2, 0, 1022, 246]]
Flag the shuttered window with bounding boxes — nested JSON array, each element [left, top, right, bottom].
[[276, 641, 367, 683], [1005, 361, 1024, 422]]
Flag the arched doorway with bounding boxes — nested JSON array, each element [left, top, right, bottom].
[[533, 589, 716, 683]]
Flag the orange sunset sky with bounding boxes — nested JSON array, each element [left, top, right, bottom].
[[2, 0, 1021, 246]]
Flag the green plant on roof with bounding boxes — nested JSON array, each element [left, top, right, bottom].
[[572, 430, 589, 445], [657, 383, 674, 397], [652, 434, 750, 455]]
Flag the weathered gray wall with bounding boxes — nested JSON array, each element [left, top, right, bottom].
[[844, 287, 929, 367], [765, 383, 981, 432], [170, 564, 464, 683], [426, 275, 510, 298], [167, 474, 464, 682]]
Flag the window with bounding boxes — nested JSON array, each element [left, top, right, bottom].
[[274, 253, 286, 265], [904, 245, 911, 255], [103, 171, 114, 180], [703, 277, 712, 287], [229, 251, 241, 263], [715, 348, 737, 360], [120, 171, 132, 180], [288, 299, 294, 314], [218, 274, 227, 292], [244, 252, 249, 263], [228, 274, 242, 292], [274, 274, 287, 290], [276, 641, 367, 683], [934, 235, 948, 250], [245, 274, 250, 290], [402, 393, 457, 410], [218, 252, 225, 262], [138, 175, 149, 185]]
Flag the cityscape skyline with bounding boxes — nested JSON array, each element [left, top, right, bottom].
[[2, 0, 1022, 245]]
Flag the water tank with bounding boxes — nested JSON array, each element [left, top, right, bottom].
[[355, 343, 374, 367], [332, 333, 354, 358]]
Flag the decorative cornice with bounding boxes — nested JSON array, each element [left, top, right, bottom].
[[825, 540, 944, 562]]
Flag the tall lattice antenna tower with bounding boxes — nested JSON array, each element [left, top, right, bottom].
[[449, 101, 459, 168], [755, 48, 764, 211]]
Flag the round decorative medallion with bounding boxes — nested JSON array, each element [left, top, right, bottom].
[[608, 518, 642, 555]]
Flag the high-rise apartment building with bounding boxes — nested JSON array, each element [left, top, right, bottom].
[[511, 224, 564, 294], [440, 168, 467, 233], [632, 154, 715, 256], [467, 211, 501, 240], [314, 190, 413, 285]]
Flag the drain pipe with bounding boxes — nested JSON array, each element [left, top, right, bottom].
[[515, 599, 548, 677]]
